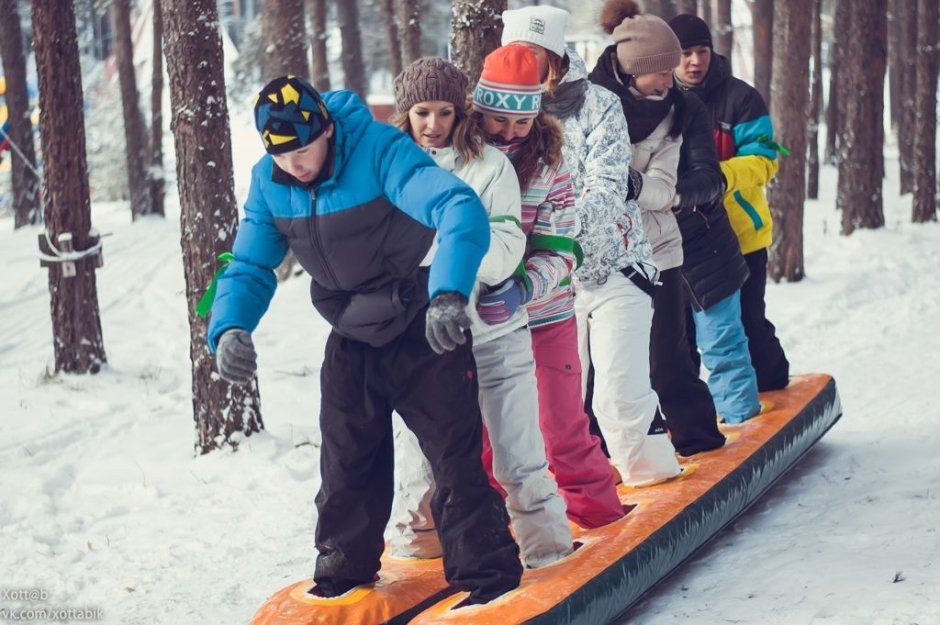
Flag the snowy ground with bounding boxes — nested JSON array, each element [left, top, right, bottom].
[[2, 116, 939, 625]]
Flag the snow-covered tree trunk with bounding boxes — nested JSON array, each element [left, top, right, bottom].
[[111, 0, 154, 221], [161, 0, 264, 454], [0, 0, 40, 228], [307, 0, 332, 91], [837, 0, 887, 234], [451, 0, 507, 85], [262, 0, 308, 80], [767, 0, 811, 282], [806, 0, 822, 200], [399, 0, 422, 66], [911, 0, 938, 223], [31, 0, 107, 373], [151, 0, 165, 217], [337, 0, 369, 99]]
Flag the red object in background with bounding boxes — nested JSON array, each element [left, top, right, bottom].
[[369, 102, 395, 123]]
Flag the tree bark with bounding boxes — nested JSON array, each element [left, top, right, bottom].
[[806, 0, 822, 199], [381, 0, 403, 78], [111, 0, 153, 221], [451, 0, 507, 85], [307, 0, 331, 92], [701, 0, 712, 29], [767, 0, 811, 281], [887, 0, 900, 131], [644, 0, 678, 21], [31, 0, 107, 373], [838, 0, 887, 234], [911, 0, 938, 222], [161, 0, 264, 454], [713, 0, 733, 60], [398, 0, 422, 66], [677, 0, 698, 15], [336, 0, 368, 99], [825, 0, 848, 166], [0, 0, 40, 228], [896, 0, 916, 194], [262, 0, 308, 80], [750, 0, 773, 106], [150, 0, 165, 217]]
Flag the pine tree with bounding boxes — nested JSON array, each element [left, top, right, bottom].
[[161, 0, 264, 453], [31, 0, 107, 373], [0, 0, 40, 228]]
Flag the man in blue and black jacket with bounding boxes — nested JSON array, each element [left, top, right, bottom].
[[206, 76, 522, 604]]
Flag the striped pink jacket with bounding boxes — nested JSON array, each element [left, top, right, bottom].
[[497, 144, 581, 327]]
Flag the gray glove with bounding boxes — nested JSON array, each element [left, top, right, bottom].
[[425, 291, 471, 355], [215, 329, 257, 384]]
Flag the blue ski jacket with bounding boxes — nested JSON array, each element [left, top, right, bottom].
[[207, 90, 490, 349]]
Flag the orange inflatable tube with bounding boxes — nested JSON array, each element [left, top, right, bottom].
[[252, 373, 841, 625]]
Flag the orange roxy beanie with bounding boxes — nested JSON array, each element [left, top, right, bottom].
[[472, 44, 542, 117]]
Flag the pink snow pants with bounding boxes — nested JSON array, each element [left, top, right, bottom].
[[482, 317, 624, 529]]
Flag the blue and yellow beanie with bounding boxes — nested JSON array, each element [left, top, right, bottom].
[[254, 75, 331, 154]]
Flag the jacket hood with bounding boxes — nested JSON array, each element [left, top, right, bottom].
[[563, 48, 590, 84], [697, 52, 732, 99], [321, 90, 372, 181]]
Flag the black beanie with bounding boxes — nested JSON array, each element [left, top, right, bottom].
[[668, 14, 713, 49]]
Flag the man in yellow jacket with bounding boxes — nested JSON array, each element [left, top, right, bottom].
[[669, 14, 790, 392]]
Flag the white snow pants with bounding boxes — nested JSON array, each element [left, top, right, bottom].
[[576, 272, 681, 486], [391, 327, 572, 568]]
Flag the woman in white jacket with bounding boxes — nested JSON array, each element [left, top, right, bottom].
[[501, 6, 681, 486], [388, 57, 572, 571], [588, 0, 727, 457]]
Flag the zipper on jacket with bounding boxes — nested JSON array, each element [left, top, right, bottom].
[[307, 190, 340, 287], [679, 270, 705, 310]]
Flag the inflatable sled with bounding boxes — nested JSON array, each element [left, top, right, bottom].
[[251, 373, 841, 625]]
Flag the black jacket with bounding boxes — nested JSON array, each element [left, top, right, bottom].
[[674, 91, 749, 311]]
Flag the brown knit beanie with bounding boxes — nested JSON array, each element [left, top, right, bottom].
[[393, 57, 469, 114], [601, 0, 681, 76]]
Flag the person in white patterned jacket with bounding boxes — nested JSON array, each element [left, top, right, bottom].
[[501, 6, 682, 487], [472, 44, 626, 529]]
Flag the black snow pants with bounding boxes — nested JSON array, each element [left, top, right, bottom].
[[650, 268, 725, 456], [313, 309, 523, 603], [740, 249, 790, 391]]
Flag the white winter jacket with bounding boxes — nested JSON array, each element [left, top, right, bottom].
[[631, 107, 684, 271], [545, 50, 656, 285], [425, 144, 528, 345]]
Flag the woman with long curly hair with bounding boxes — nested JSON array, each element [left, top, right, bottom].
[[471, 44, 625, 529]]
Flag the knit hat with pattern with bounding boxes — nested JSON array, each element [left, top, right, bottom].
[[254, 75, 331, 155], [393, 57, 469, 114], [472, 44, 542, 117]]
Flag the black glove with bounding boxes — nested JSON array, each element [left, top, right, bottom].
[[215, 329, 257, 384], [425, 291, 471, 354]]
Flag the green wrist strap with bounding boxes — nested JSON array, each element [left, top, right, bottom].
[[195, 252, 235, 318]]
